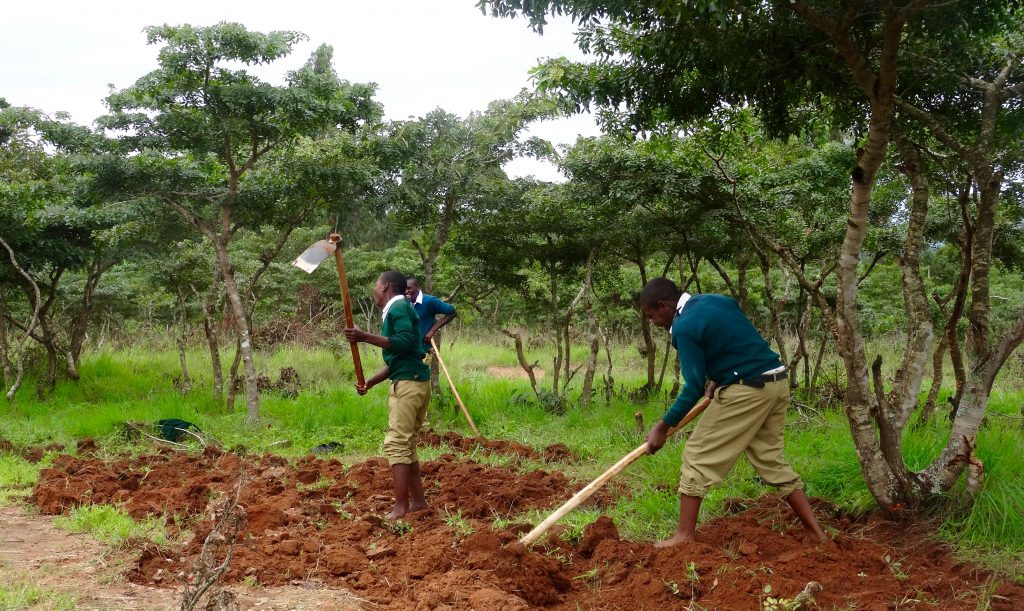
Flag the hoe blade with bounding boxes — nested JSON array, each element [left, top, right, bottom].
[[291, 239, 337, 274]]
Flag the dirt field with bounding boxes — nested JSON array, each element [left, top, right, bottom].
[[21, 443, 1024, 610]]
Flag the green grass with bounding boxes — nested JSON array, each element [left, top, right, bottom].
[[53, 505, 169, 548], [0, 574, 77, 611], [0, 454, 43, 506], [2, 338, 1023, 581]]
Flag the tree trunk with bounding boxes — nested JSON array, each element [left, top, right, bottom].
[[602, 328, 614, 405], [215, 239, 260, 422], [198, 275, 224, 404], [755, 249, 789, 363], [545, 256, 564, 395], [0, 296, 12, 387], [633, 257, 656, 389], [176, 291, 192, 393], [581, 294, 600, 406], [68, 258, 115, 378]]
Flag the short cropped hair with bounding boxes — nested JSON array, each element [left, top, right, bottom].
[[380, 270, 408, 294], [639, 277, 682, 307], [406, 276, 420, 286]]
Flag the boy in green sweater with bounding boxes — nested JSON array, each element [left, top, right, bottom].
[[640, 277, 827, 547], [344, 270, 431, 519]]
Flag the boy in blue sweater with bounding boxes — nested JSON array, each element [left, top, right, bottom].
[[405, 276, 457, 352], [640, 277, 827, 547]]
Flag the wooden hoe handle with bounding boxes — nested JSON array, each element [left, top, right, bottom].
[[518, 395, 713, 547], [330, 234, 365, 387], [431, 337, 480, 436]]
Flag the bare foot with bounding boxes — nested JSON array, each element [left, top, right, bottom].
[[408, 500, 428, 513], [385, 506, 407, 520], [655, 532, 695, 548], [804, 527, 827, 544]]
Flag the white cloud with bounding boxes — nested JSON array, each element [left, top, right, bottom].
[[2, 0, 601, 180]]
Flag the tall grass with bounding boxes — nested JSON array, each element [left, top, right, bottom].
[[1, 337, 1022, 580]]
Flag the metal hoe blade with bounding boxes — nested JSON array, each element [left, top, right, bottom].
[[291, 239, 337, 274]]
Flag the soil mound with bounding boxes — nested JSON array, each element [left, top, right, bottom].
[[31, 451, 1024, 610], [421, 431, 581, 464]]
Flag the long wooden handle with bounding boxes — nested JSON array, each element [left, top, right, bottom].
[[518, 395, 713, 547], [431, 337, 480, 436], [331, 234, 365, 387]]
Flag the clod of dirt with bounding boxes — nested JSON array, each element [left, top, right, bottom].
[[76, 438, 98, 454], [577, 515, 619, 557]]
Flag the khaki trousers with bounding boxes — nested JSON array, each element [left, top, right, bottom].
[[383, 380, 431, 466], [678, 379, 803, 497]]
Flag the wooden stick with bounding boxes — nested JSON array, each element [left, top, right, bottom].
[[518, 395, 713, 547], [430, 337, 480, 436], [330, 233, 365, 387]]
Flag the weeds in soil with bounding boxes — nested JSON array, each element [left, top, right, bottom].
[[573, 566, 601, 590], [296, 476, 332, 493], [440, 507, 475, 538], [53, 504, 168, 548], [384, 520, 413, 536], [883, 553, 910, 581]]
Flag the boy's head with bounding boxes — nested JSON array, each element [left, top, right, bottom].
[[405, 276, 421, 301], [374, 270, 408, 308], [640, 277, 682, 330]]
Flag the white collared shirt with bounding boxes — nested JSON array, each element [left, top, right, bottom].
[[413, 290, 424, 305], [381, 295, 405, 319], [670, 292, 692, 337]]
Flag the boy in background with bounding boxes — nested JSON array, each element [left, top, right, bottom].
[[344, 270, 431, 519]]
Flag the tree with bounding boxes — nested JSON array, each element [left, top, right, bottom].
[[479, 0, 1020, 507], [99, 24, 380, 421], [383, 93, 556, 295]]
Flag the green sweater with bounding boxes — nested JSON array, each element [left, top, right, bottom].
[[665, 294, 782, 426], [381, 298, 430, 382]]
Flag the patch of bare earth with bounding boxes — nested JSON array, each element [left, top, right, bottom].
[[486, 365, 545, 379], [0, 505, 366, 609]]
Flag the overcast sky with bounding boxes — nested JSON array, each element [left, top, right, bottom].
[[2, 0, 602, 181]]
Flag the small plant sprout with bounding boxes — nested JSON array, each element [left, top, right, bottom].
[[883, 553, 909, 581], [440, 507, 475, 538], [385, 520, 413, 536]]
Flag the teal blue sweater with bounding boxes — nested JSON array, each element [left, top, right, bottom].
[[381, 299, 430, 382], [664, 294, 782, 426]]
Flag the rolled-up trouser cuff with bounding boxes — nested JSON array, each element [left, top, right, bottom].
[[678, 481, 710, 498], [772, 478, 804, 496]]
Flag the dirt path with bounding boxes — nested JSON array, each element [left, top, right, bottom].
[[0, 506, 365, 610]]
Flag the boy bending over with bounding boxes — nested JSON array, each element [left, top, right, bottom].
[[640, 277, 827, 547]]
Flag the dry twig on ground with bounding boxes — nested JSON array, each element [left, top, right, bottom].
[[179, 470, 247, 611]]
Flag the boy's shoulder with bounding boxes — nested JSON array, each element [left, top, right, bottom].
[[389, 298, 416, 318]]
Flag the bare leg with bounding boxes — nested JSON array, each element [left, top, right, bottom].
[[786, 489, 827, 543], [408, 461, 428, 512], [387, 464, 411, 520], [655, 495, 702, 548]]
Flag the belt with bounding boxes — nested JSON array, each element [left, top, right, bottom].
[[736, 370, 787, 389]]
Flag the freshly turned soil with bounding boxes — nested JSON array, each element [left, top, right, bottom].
[[30, 448, 1023, 610]]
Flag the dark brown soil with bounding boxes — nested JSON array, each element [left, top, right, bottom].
[[0, 438, 65, 464], [421, 431, 581, 464], [31, 450, 1023, 610]]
